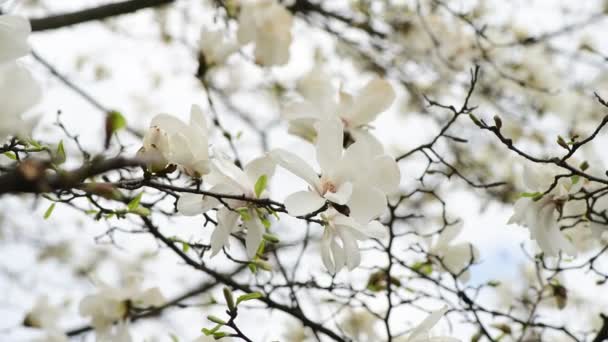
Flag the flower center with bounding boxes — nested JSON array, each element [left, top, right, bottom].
[[320, 177, 337, 195]]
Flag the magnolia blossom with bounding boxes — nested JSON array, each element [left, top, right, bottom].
[[199, 28, 238, 66], [0, 62, 42, 141], [271, 119, 400, 221], [400, 307, 460, 342], [24, 296, 69, 342], [320, 208, 386, 273], [178, 155, 276, 258], [138, 105, 210, 177], [79, 273, 165, 341], [284, 66, 395, 150], [508, 166, 580, 256], [0, 15, 31, 63], [237, 0, 293, 66], [429, 222, 479, 282]]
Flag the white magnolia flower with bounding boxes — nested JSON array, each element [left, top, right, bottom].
[[138, 105, 210, 177], [237, 0, 293, 66], [0, 61, 42, 141], [271, 119, 399, 221], [320, 208, 386, 273], [429, 222, 479, 282], [178, 155, 276, 258], [0, 15, 31, 63], [507, 166, 580, 256], [24, 296, 63, 330], [401, 307, 460, 342], [285, 66, 395, 150], [199, 28, 238, 66], [79, 273, 165, 341]]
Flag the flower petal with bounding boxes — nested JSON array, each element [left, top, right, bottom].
[[347, 78, 395, 126], [0, 15, 31, 63], [324, 181, 353, 205], [316, 119, 344, 174], [347, 185, 386, 223], [285, 191, 326, 216], [177, 193, 219, 216], [211, 208, 239, 256], [244, 210, 265, 259], [270, 149, 321, 191]]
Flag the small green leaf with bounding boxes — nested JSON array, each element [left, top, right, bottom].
[[128, 193, 143, 211], [237, 208, 251, 221], [236, 292, 263, 305], [487, 280, 501, 287], [571, 175, 580, 185], [213, 332, 228, 339], [223, 287, 235, 311], [263, 233, 279, 244], [3, 152, 16, 160], [55, 140, 66, 164], [519, 191, 542, 199], [254, 174, 268, 198], [207, 315, 226, 325], [44, 203, 56, 220], [202, 324, 222, 336], [131, 206, 151, 216], [260, 216, 271, 229], [182, 242, 190, 253], [108, 111, 127, 132]]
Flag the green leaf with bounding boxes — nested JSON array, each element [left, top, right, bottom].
[[128, 193, 143, 211], [260, 216, 271, 229], [202, 324, 222, 336], [411, 261, 433, 276], [207, 315, 226, 325], [3, 152, 16, 160], [571, 175, 580, 185], [213, 332, 228, 339], [236, 292, 263, 305], [182, 242, 190, 253], [44, 203, 56, 220], [237, 208, 251, 221], [254, 174, 268, 198], [519, 192, 542, 199], [108, 111, 127, 132], [169, 334, 179, 342], [263, 233, 279, 244], [55, 140, 66, 164]]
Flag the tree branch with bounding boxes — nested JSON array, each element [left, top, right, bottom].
[[29, 0, 175, 32]]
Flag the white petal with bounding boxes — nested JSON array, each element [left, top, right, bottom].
[[368, 155, 401, 194], [244, 210, 265, 259], [347, 184, 386, 223], [211, 209, 239, 256], [285, 191, 326, 216], [330, 239, 346, 273], [364, 220, 388, 239], [245, 154, 276, 187], [316, 119, 344, 174], [270, 149, 321, 191], [347, 78, 395, 126], [336, 228, 361, 270], [177, 193, 219, 216], [324, 181, 353, 205], [0, 62, 41, 138], [0, 15, 31, 63], [436, 222, 464, 249], [321, 229, 335, 273], [213, 157, 252, 193], [409, 306, 449, 341]]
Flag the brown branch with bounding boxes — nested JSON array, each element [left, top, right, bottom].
[[0, 157, 143, 195], [30, 0, 175, 32]]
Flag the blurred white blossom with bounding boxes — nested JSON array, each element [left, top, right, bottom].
[[237, 0, 293, 66]]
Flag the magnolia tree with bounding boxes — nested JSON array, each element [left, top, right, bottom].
[[2, 0, 608, 341]]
